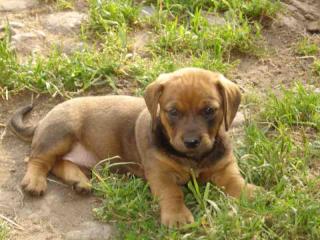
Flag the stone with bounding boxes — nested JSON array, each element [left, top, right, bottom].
[[277, 14, 302, 32], [0, 21, 25, 31], [307, 21, 320, 34], [305, 13, 316, 21], [8, 21, 25, 29], [11, 32, 45, 55], [0, 21, 26, 38], [65, 221, 113, 240], [140, 6, 156, 17], [289, 0, 319, 18], [41, 12, 87, 35], [0, 0, 38, 12], [58, 40, 85, 54], [204, 13, 226, 26], [231, 112, 245, 128], [11, 32, 44, 42], [131, 31, 150, 55]]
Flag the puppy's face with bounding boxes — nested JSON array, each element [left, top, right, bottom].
[[158, 78, 224, 157], [144, 68, 241, 159]]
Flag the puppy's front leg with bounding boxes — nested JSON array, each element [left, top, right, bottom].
[[146, 171, 194, 227], [210, 154, 257, 199]]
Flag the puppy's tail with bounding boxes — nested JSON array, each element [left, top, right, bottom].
[[8, 104, 37, 142]]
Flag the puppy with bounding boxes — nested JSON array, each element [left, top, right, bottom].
[[8, 67, 258, 227]]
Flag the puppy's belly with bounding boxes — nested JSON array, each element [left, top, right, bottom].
[[63, 142, 99, 169]]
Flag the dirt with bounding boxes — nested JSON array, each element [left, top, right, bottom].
[[0, 0, 319, 239], [231, 0, 320, 93]]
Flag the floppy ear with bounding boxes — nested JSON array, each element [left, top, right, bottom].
[[217, 74, 241, 131], [144, 73, 171, 131]]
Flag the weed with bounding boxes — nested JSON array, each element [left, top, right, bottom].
[[0, 0, 281, 98], [87, 0, 141, 35], [55, 0, 75, 10], [261, 83, 320, 130], [295, 37, 319, 56], [0, 222, 8, 240], [313, 59, 320, 76]]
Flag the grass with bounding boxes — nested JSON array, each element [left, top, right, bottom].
[[313, 59, 320, 76], [262, 83, 320, 130], [55, 0, 75, 10], [0, 222, 8, 240], [0, 0, 280, 97], [92, 84, 320, 239], [295, 37, 319, 56]]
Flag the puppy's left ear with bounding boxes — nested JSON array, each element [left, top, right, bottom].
[[144, 73, 171, 131], [217, 74, 241, 131]]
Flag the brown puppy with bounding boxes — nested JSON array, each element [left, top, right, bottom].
[[8, 67, 258, 227]]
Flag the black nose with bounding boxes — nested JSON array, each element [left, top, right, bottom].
[[183, 137, 201, 149]]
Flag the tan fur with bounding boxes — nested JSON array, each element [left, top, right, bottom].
[[9, 67, 259, 227]]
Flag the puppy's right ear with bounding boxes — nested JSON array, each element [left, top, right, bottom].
[[144, 74, 170, 131]]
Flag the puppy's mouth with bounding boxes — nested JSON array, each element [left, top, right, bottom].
[[155, 121, 214, 160], [180, 145, 213, 160], [169, 138, 215, 161]]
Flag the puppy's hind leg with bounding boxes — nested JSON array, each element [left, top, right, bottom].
[[22, 131, 73, 196], [51, 160, 91, 194]]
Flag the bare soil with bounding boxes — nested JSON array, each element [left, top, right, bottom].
[[0, 0, 319, 239]]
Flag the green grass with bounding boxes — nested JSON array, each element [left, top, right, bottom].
[[295, 37, 319, 56], [0, 222, 8, 240], [55, 0, 75, 10], [261, 83, 320, 130], [0, 0, 280, 97], [313, 59, 320, 76], [93, 84, 320, 239], [87, 0, 141, 35]]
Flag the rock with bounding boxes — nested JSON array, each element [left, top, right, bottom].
[[0, 21, 25, 38], [307, 21, 320, 34], [131, 31, 150, 55], [289, 0, 319, 18], [305, 13, 316, 21], [140, 6, 156, 17], [12, 32, 44, 42], [65, 221, 113, 240], [11, 32, 45, 55], [0, 0, 38, 12], [0, 21, 25, 31], [231, 112, 245, 128], [57, 40, 85, 54], [41, 12, 87, 35], [276, 14, 302, 32], [8, 21, 25, 29], [34, 30, 46, 38], [204, 13, 226, 26]]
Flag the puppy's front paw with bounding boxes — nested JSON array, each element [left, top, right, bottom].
[[73, 180, 92, 195], [243, 183, 263, 199], [161, 205, 194, 227], [21, 174, 47, 196]]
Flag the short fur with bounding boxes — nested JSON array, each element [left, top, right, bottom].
[[9, 68, 258, 227]]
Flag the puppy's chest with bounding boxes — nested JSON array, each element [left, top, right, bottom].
[[172, 166, 213, 185]]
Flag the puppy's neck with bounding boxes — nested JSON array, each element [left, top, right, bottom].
[[154, 120, 230, 168]]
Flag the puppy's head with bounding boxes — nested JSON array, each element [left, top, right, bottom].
[[144, 67, 241, 158]]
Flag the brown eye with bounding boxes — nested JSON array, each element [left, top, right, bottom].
[[203, 107, 215, 117], [203, 107, 214, 116], [168, 108, 179, 118]]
